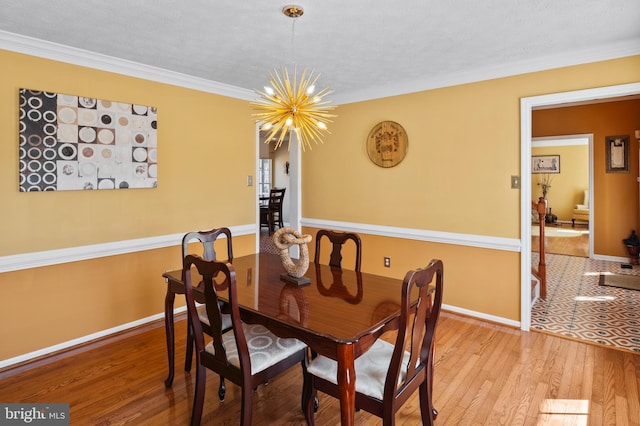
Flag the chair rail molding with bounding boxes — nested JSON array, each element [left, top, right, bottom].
[[0, 224, 255, 273], [301, 218, 520, 252]]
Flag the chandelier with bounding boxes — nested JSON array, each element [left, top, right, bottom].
[[251, 5, 337, 151]]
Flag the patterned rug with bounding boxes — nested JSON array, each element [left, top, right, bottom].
[[259, 232, 280, 255], [599, 273, 640, 291], [531, 253, 640, 353]]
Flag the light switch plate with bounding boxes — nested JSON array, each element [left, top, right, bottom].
[[247, 175, 253, 186], [511, 175, 520, 189]]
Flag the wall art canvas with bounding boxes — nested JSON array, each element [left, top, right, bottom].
[[19, 88, 157, 192]]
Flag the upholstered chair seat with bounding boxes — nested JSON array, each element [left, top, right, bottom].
[[206, 323, 307, 374], [196, 304, 231, 330], [305, 339, 411, 400]]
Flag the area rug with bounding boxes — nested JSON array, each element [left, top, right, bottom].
[[599, 273, 640, 291]]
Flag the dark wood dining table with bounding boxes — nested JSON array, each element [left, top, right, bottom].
[[162, 252, 407, 426]]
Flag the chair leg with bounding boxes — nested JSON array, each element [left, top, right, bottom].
[[185, 318, 194, 372], [240, 385, 254, 426], [267, 212, 273, 236], [302, 374, 317, 425], [218, 376, 226, 401], [190, 364, 207, 426], [418, 380, 435, 426]]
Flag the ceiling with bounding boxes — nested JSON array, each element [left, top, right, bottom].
[[1, 1, 639, 104]]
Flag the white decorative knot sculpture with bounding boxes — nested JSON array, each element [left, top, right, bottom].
[[273, 227, 312, 279]]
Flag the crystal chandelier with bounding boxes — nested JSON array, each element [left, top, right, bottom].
[[251, 5, 337, 151]]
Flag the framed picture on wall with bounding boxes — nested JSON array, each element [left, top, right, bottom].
[[606, 135, 629, 173], [19, 88, 158, 192], [532, 155, 560, 174]]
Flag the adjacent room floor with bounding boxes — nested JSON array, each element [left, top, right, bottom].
[[531, 252, 640, 353]]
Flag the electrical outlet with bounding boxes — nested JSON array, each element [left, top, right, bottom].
[[384, 257, 391, 267]]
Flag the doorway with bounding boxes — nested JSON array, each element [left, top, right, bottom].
[[531, 134, 593, 257], [519, 82, 640, 331], [255, 127, 301, 253]]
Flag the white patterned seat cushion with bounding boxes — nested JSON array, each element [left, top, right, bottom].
[[196, 304, 232, 331], [205, 323, 306, 375], [306, 339, 411, 400]]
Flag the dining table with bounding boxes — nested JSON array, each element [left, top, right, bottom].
[[162, 252, 412, 426]]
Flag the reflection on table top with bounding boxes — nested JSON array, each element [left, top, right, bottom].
[[163, 252, 403, 344]]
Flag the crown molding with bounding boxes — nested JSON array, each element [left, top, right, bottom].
[[333, 40, 640, 105], [0, 30, 255, 101], [3, 30, 638, 106]]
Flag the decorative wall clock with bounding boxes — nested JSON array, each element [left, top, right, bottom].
[[366, 121, 408, 168]]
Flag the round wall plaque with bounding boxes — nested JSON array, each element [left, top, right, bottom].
[[366, 121, 408, 168]]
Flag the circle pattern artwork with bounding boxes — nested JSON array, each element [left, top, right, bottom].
[[18, 88, 158, 191]]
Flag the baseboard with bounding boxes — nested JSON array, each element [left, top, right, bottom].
[[0, 306, 188, 374]]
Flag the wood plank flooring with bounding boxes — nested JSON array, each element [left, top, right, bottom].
[[1, 312, 639, 425]]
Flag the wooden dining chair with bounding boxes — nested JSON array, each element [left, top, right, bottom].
[[313, 229, 362, 271], [302, 259, 444, 426], [183, 254, 308, 426], [182, 228, 233, 399], [260, 187, 286, 235]]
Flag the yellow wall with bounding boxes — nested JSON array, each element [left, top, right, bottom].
[[1, 47, 639, 362], [305, 227, 521, 320], [1, 50, 257, 255], [531, 144, 589, 221], [0, 50, 257, 360], [533, 99, 640, 256], [302, 56, 639, 321]]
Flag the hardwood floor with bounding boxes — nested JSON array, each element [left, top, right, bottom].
[[1, 312, 639, 425]]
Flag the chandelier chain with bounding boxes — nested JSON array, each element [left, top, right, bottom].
[[290, 16, 298, 67]]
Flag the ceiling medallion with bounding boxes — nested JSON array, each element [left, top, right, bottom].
[[251, 5, 337, 151]]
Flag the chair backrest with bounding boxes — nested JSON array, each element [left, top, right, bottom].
[[181, 227, 233, 262], [268, 188, 286, 210], [182, 254, 248, 374], [314, 229, 362, 271], [385, 259, 443, 402]]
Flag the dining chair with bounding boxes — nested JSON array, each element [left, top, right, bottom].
[[314, 229, 362, 271], [183, 254, 308, 426], [182, 228, 233, 399], [302, 259, 444, 425], [260, 187, 286, 235]]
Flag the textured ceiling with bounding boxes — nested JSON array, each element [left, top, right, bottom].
[[1, 1, 639, 103]]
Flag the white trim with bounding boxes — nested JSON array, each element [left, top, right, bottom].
[[3, 30, 638, 106], [0, 224, 255, 273], [520, 82, 640, 332], [593, 254, 629, 264], [0, 219, 520, 274], [443, 304, 520, 329], [0, 30, 255, 101], [333, 40, 640, 105], [0, 306, 187, 370], [532, 135, 590, 147], [302, 218, 520, 252]]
